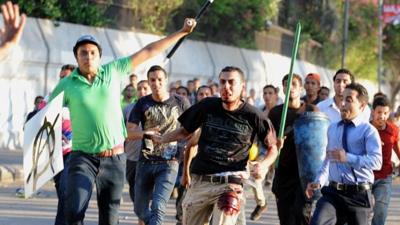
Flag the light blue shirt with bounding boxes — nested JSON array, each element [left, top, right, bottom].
[[317, 98, 371, 124], [315, 113, 382, 185]]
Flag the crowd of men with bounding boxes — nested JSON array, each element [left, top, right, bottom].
[[2, 1, 400, 225]]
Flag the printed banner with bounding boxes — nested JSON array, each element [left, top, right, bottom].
[[383, 4, 400, 25]]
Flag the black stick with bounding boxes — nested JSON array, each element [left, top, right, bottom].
[[165, 0, 214, 60]]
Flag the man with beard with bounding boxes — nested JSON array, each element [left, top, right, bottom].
[[151, 66, 278, 225]]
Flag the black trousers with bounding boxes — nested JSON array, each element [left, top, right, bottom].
[[311, 186, 373, 225], [126, 160, 137, 202], [275, 184, 313, 225]]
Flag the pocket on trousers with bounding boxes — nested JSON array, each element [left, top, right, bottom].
[[345, 191, 371, 208]]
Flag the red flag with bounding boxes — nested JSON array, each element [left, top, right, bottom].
[[383, 4, 400, 25]]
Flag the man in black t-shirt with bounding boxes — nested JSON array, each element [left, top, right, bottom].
[[152, 66, 278, 225], [127, 66, 189, 225], [268, 74, 313, 225]]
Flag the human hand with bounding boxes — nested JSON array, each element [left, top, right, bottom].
[[181, 18, 197, 34], [181, 171, 191, 188], [305, 182, 320, 199], [327, 149, 347, 163], [1, 1, 26, 48], [276, 136, 286, 150]]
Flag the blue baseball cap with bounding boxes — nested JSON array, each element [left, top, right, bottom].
[[73, 35, 102, 57]]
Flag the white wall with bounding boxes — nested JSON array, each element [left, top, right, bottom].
[[0, 16, 370, 150]]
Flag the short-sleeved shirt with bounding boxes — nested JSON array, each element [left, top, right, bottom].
[[268, 104, 302, 192], [374, 122, 399, 180], [49, 57, 132, 154], [129, 94, 189, 161], [178, 97, 274, 175]]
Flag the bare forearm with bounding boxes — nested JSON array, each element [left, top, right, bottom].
[[260, 145, 278, 168], [183, 145, 198, 174], [127, 130, 145, 140], [162, 127, 191, 143]]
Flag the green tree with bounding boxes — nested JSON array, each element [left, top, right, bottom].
[[4, 0, 110, 27], [383, 24, 400, 106], [15, 0, 62, 20], [172, 0, 281, 48]]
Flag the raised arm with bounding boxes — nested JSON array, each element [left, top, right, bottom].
[[130, 18, 196, 69], [0, 1, 26, 59]]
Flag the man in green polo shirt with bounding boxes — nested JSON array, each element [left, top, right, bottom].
[[49, 18, 197, 225]]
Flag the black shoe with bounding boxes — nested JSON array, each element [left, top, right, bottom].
[[250, 204, 268, 221]]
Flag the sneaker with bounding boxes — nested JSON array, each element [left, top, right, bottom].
[[250, 204, 268, 221]]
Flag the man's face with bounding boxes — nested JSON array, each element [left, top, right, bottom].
[[319, 89, 329, 100], [130, 76, 137, 86], [263, 87, 277, 105], [176, 88, 188, 99], [148, 70, 167, 95], [76, 43, 100, 75], [124, 86, 134, 98], [194, 79, 200, 89], [59, 69, 73, 79], [137, 82, 151, 98], [334, 73, 352, 97], [304, 77, 320, 96], [197, 87, 212, 101], [341, 88, 365, 121], [219, 71, 244, 103], [372, 105, 390, 127], [187, 81, 195, 93], [283, 78, 302, 100], [34, 97, 44, 109]]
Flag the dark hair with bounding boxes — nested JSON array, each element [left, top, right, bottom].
[[263, 84, 278, 94], [123, 84, 133, 93], [373, 92, 387, 100], [197, 85, 211, 93], [333, 68, 355, 83], [177, 86, 189, 95], [372, 96, 390, 109], [219, 66, 245, 82], [282, 73, 302, 86], [210, 82, 219, 88], [318, 86, 330, 94], [137, 80, 148, 86], [61, 64, 76, 71], [345, 83, 369, 104], [34, 95, 44, 103], [130, 74, 138, 79], [147, 65, 168, 78]]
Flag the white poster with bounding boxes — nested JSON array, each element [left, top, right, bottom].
[[23, 93, 64, 198]]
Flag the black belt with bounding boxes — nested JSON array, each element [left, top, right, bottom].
[[200, 175, 243, 185], [329, 181, 371, 192]]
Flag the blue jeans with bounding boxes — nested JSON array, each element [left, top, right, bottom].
[[64, 151, 126, 225], [372, 176, 392, 225], [134, 160, 179, 225], [54, 153, 71, 225]]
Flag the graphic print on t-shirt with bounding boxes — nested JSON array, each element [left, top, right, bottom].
[[199, 113, 253, 166], [142, 103, 180, 160]]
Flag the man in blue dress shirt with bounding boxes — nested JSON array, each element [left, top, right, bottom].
[[306, 82, 382, 225]]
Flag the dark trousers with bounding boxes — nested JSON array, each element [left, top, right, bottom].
[[54, 153, 71, 225], [64, 151, 126, 225], [275, 184, 312, 225], [311, 186, 373, 225], [126, 160, 137, 203]]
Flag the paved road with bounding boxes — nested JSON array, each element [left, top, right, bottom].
[[0, 149, 399, 224]]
